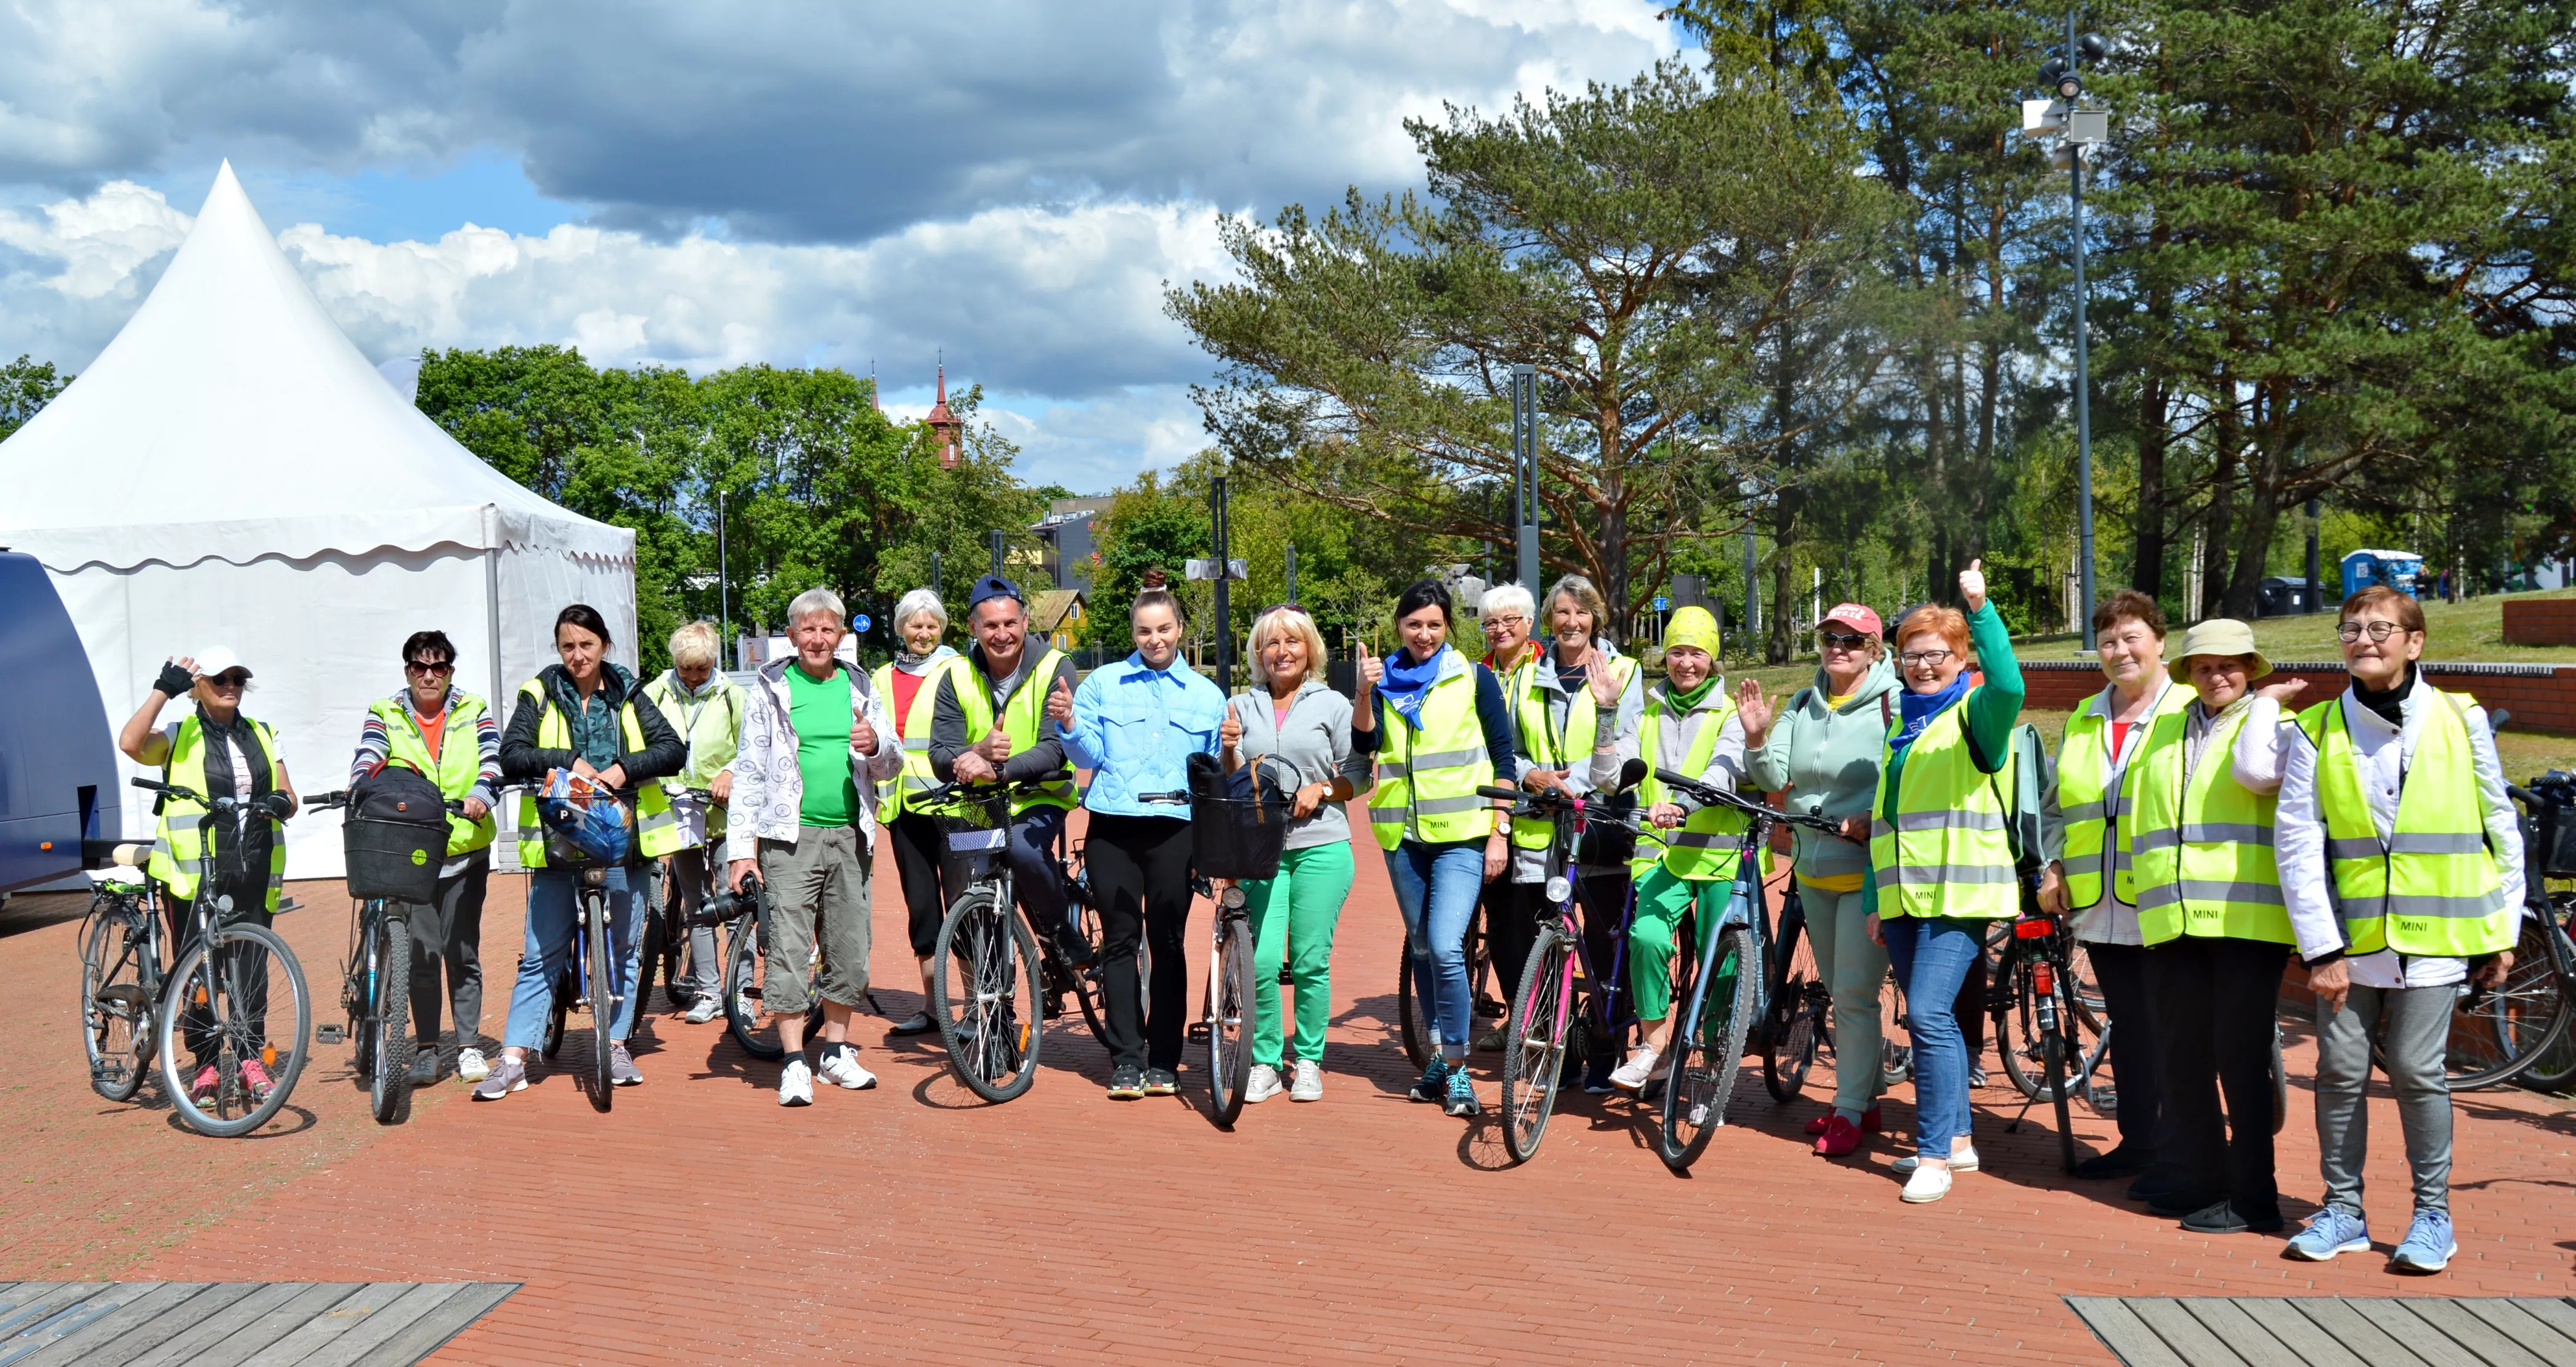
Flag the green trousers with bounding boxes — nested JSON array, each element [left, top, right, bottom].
[[1626, 864, 1717, 1023], [1245, 842, 1355, 1066]]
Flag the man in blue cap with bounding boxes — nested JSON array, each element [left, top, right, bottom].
[[928, 576, 1086, 961]]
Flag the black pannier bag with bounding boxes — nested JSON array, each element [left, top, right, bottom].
[[341, 765, 450, 903]]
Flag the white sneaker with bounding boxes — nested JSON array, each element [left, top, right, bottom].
[[454, 1048, 490, 1084], [1901, 1164, 1953, 1203], [1892, 1145, 1979, 1177], [684, 997, 720, 1025], [1609, 1047, 1661, 1092], [779, 1058, 814, 1106], [1245, 1063, 1285, 1103], [818, 1048, 877, 1091], [1289, 1058, 1324, 1102]]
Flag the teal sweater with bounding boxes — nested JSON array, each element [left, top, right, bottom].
[[1877, 601, 2025, 824], [1748, 655, 1902, 883]]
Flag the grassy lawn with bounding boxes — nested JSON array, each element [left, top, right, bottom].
[[2013, 586, 2576, 664]]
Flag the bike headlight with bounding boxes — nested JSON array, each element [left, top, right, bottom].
[[1545, 875, 1572, 903], [1220, 885, 1247, 910]]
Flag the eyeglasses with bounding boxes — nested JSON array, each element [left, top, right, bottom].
[[1484, 614, 1529, 628], [1897, 649, 1956, 668], [2337, 621, 2407, 643], [406, 660, 455, 676], [1817, 630, 1870, 651], [206, 671, 250, 688]]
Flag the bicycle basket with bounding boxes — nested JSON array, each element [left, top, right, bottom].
[[1185, 751, 1290, 881], [341, 767, 449, 901], [935, 807, 1011, 887]]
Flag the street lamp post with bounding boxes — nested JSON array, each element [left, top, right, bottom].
[[989, 528, 1006, 580], [1510, 363, 1540, 592], [2031, 15, 2109, 650]]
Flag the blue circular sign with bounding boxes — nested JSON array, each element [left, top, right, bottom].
[[854, 614, 873, 633]]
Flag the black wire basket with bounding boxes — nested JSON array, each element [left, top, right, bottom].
[[935, 806, 1012, 888], [342, 818, 445, 903], [1186, 752, 1291, 882]]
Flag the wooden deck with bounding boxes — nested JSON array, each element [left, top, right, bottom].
[[0, 1281, 515, 1366], [2068, 1296, 2576, 1367]]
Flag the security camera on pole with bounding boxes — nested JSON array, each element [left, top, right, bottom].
[[2022, 15, 2110, 650]]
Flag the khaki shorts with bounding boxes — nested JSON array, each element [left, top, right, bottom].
[[756, 825, 872, 1014]]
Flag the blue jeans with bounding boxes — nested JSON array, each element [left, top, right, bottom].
[[1882, 915, 1987, 1157], [1384, 840, 1485, 1061], [503, 864, 641, 1049]]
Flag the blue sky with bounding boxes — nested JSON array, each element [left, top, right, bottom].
[[0, 1, 1677, 494]]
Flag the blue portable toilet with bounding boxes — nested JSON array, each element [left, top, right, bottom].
[[0, 549, 121, 893], [2340, 549, 2427, 601]]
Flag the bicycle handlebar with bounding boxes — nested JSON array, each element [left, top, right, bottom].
[[915, 769, 1075, 809], [1650, 768, 1850, 840], [301, 789, 467, 815]]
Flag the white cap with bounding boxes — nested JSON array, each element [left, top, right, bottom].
[[194, 646, 251, 680]]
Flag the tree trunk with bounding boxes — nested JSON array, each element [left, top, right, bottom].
[[2222, 382, 2290, 619]]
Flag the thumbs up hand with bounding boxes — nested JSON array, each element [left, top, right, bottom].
[[1959, 558, 1988, 614], [849, 693, 878, 756], [1356, 640, 1382, 696], [1220, 708, 1243, 753], [1045, 675, 1075, 729]]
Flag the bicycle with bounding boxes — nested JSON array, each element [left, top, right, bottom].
[[1984, 883, 2109, 1173], [1755, 809, 1866, 1105], [917, 771, 1100, 1102], [637, 787, 719, 1017], [1638, 770, 1842, 1173], [1196, 871, 1255, 1125], [2397, 772, 2576, 1092], [525, 833, 629, 1114], [711, 870, 824, 1060], [301, 788, 461, 1126], [128, 776, 313, 1138], [1484, 767, 1656, 1164], [1396, 904, 1500, 1069], [78, 842, 163, 1103]]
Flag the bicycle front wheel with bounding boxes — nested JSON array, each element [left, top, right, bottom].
[[369, 906, 415, 1126], [1660, 925, 1757, 1173], [1501, 927, 1573, 1165], [83, 905, 155, 1103], [723, 910, 822, 1062], [933, 884, 1043, 1102], [156, 922, 310, 1138], [585, 895, 615, 1112], [1762, 920, 1824, 1103], [1207, 914, 1254, 1126], [2520, 911, 2576, 1092]]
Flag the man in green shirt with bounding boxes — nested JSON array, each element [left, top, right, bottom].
[[725, 588, 904, 1106]]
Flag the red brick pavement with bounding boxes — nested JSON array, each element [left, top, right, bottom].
[[6, 850, 2574, 1365]]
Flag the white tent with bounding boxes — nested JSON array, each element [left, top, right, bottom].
[[0, 162, 636, 877]]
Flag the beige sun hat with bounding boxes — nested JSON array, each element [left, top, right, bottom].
[[2166, 619, 2272, 683]]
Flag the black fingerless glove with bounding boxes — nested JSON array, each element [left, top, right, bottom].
[[155, 660, 196, 697], [256, 790, 297, 821]]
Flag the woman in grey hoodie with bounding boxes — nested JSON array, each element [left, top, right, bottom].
[[1221, 606, 1374, 1104], [1743, 604, 1901, 1158]]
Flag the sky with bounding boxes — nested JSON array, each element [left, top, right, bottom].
[[0, 1, 1679, 495]]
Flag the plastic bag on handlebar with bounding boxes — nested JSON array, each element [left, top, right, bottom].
[[537, 769, 633, 864]]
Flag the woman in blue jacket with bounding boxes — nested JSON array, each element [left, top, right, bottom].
[[1050, 569, 1228, 1099]]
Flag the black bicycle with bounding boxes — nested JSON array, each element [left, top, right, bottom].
[[532, 846, 626, 1113], [302, 788, 460, 1126], [1197, 872, 1255, 1125], [2423, 772, 2576, 1092], [1754, 808, 1867, 1105], [78, 842, 164, 1103], [711, 870, 824, 1061], [917, 771, 1101, 1102], [128, 776, 313, 1137]]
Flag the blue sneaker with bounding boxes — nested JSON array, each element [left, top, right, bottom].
[[1407, 1057, 1451, 1104], [1444, 1068, 1481, 1118], [2391, 1209, 2456, 1274], [2284, 1206, 2371, 1261]]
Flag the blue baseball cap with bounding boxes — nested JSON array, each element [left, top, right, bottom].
[[968, 575, 1024, 612]]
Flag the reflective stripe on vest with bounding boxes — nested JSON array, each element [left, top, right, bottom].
[[1628, 692, 1746, 882], [370, 693, 498, 857], [511, 678, 680, 869], [954, 649, 1077, 814], [874, 655, 972, 817], [2128, 702, 2291, 946], [1367, 668, 1495, 850], [2055, 682, 2190, 909], [147, 714, 286, 909], [642, 673, 741, 842], [2298, 690, 2512, 957], [1869, 689, 2017, 920], [1508, 654, 1635, 850]]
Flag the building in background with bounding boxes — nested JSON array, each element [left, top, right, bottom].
[[1029, 589, 1088, 651], [1032, 497, 1110, 592]]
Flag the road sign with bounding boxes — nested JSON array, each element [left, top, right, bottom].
[[1185, 558, 1248, 581], [1653, 596, 1669, 611], [854, 614, 872, 633]]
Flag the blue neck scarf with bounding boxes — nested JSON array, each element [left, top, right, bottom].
[[1892, 671, 1971, 753], [1379, 644, 1449, 731]]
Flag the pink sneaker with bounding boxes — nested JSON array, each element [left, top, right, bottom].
[[1813, 1114, 1865, 1158], [1804, 1105, 1881, 1136], [240, 1058, 274, 1099], [191, 1065, 221, 1105]]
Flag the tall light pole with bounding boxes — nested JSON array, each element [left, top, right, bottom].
[[1510, 364, 1540, 591], [716, 487, 729, 663], [1284, 541, 1297, 606], [988, 528, 1006, 580], [2031, 17, 2110, 649], [1212, 476, 1234, 694]]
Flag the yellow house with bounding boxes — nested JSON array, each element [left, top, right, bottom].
[[1029, 588, 1088, 651]]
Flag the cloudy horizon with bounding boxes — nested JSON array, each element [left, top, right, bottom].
[[0, 1, 1677, 494]]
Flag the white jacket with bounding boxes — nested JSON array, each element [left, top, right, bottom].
[[725, 657, 903, 862]]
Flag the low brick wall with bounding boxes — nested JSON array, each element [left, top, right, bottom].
[[2017, 659, 2576, 735], [2503, 599, 2576, 646]]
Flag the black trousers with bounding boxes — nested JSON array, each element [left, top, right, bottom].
[[409, 851, 489, 1051], [1087, 813, 1195, 1071], [887, 813, 954, 959], [1489, 872, 1632, 1022], [166, 876, 274, 1070], [2084, 941, 2164, 1159], [2149, 935, 2288, 1219]]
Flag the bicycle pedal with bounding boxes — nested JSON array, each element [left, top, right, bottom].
[[315, 1024, 346, 1044]]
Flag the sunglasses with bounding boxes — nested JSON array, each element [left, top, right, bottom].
[[406, 659, 456, 676], [1817, 630, 1870, 650], [206, 671, 250, 688], [1258, 602, 1310, 617]]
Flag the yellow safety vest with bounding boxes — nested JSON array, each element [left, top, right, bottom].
[[1507, 653, 1636, 851], [511, 677, 681, 869], [873, 654, 973, 817], [148, 713, 286, 909], [641, 672, 743, 842], [2129, 702, 2290, 945], [2056, 681, 2191, 909], [367, 692, 498, 857], [952, 649, 1079, 814], [1629, 690, 1750, 882], [2298, 691, 2513, 957], [1366, 663, 1496, 850], [1870, 689, 2019, 920]]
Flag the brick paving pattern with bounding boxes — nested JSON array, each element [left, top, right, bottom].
[[6, 850, 2574, 1363]]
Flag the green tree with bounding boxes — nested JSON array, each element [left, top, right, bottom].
[[0, 354, 73, 443]]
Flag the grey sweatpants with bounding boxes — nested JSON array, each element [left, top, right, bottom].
[[756, 825, 873, 1015], [1800, 880, 1885, 1117], [668, 846, 724, 1000], [2314, 981, 2454, 1214]]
